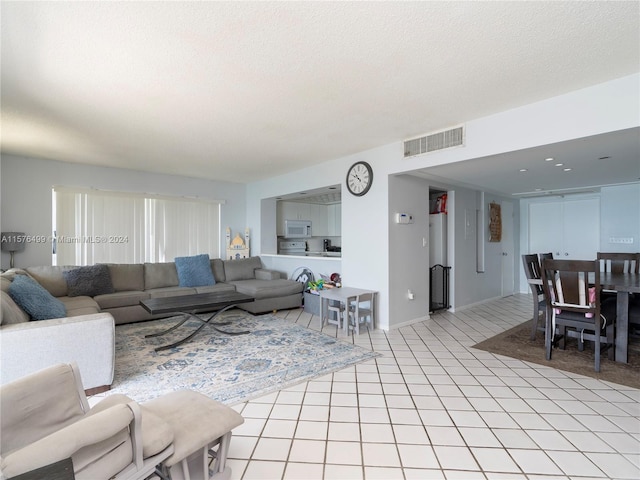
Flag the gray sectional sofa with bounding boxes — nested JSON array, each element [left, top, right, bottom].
[[0, 256, 304, 392], [17, 256, 303, 324]]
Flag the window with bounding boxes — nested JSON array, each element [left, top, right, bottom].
[[53, 187, 222, 265]]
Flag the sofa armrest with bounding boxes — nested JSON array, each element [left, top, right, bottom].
[[0, 313, 115, 390], [255, 269, 281, 280], [0, 403, 139, 478]]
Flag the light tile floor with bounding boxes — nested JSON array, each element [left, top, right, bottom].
[[225, 294, 640, 480]]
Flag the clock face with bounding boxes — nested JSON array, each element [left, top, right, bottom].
[[346, 161, 373, 196]]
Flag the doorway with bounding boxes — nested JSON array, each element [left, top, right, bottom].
[[429, 188, 452, 312], [501, 201, 515, 296]]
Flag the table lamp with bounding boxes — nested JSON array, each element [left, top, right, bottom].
[[1, 232, 26, 268]]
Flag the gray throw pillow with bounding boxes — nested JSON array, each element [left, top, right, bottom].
[[63, 264, 115, 297], [8, 275, 67, 320]]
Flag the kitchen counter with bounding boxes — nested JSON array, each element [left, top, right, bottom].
[[305, 251, 341, 258]]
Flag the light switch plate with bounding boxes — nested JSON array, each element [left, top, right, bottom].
[[609, 237, 634, 244]]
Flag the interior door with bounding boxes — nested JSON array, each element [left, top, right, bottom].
[[561, 197, 600, 259], [501, 201, 514, 296], [528, 200, 563, 255]]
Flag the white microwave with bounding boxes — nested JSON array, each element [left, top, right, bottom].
[[285, 219, 312, 238]]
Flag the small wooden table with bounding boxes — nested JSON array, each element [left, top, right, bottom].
[[319, 287, 377, 332], [140, 291, 254, 351]]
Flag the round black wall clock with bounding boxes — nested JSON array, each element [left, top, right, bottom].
[[346, 161, 373, 196]]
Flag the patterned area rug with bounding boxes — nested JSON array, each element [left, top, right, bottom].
[[109, 311, 380, 404]]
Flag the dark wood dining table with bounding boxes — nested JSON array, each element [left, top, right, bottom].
[[600, 271, 640, 363]]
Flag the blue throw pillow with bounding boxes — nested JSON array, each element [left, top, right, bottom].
[[63, 264, 115, 297], [8, 275, 67, 320], [175, 254, 216, 287]]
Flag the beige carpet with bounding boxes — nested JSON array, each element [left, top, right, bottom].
[[472, 320, 640, 389]]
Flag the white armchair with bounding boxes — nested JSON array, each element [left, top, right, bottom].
[[0, 363, 173, 480]]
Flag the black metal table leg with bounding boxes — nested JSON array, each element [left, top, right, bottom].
[[153, 304, 250, 351]]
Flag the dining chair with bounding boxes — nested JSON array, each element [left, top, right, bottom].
[[540, 259, 616, 372], [522, 254, 546, 340], [346, 292, 375, 335], [596, 252, 640, 274], [597, 252, 640, 305]]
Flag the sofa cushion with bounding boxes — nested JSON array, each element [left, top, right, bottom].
[[210, 258, 225, 283], [223, 257, 262, 282], [8, 275, 67, 320], [144, 263, 179, 290], [194, 283, 236, 294], [94, 291, 150, 309], [230, 278, 304, 300], [103, 264, 145, 292], [1, 290, 30, 325], [63, 264, 115, 297], [146, 286, 197, 298], [175, 254, 215, 287], [24, 266, 70, 297], [58, 296, 101, 316]]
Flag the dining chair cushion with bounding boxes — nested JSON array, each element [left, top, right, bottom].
[[554, 298, 616, 327]]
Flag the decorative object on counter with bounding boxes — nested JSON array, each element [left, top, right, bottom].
[[225, 227, 250, 260], [1, 232, 26, 269], [346, 161, 373, 196]]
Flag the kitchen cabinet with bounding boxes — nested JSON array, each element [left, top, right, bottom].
[[528, 196, 600, 259], [327, 204, 342, 236], [277, 201, 334, 237]]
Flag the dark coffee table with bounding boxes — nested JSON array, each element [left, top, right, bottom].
[[140, 291, 255, 351]]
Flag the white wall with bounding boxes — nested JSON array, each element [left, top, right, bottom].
[[388, 175, 430, 327], [247, 74, 639, 329], [600, 184, 640, 253], [0, 155, 247, 269]]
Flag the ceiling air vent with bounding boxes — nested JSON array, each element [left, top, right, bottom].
[[404, 125, 464, 158]]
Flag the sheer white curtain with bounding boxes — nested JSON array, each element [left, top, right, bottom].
[[53, 187, 221, 265]]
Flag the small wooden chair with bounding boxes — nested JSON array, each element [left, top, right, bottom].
[[346, 292, 375, 335]]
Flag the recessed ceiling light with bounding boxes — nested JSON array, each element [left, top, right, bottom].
[[519, 168, 528, 172], [563, 168, 572, 172], [545, 157, 554, 162], [535, 188, 543, 191], [555, 163, 564, 167]]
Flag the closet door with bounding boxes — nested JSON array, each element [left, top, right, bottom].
[[528, 196, 599, 259], [561, 197, 600, 259], [528, 200, 563, 255]]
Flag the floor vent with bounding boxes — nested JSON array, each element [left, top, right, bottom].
[[404, 126, 464, 158]]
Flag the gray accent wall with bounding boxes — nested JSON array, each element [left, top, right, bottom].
[[0, 155, 246, 269]]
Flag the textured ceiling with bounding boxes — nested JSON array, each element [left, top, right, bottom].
[[1, 1, 639, 184]]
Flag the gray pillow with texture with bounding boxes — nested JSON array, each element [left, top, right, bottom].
[[63, 264, 115, 297]]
